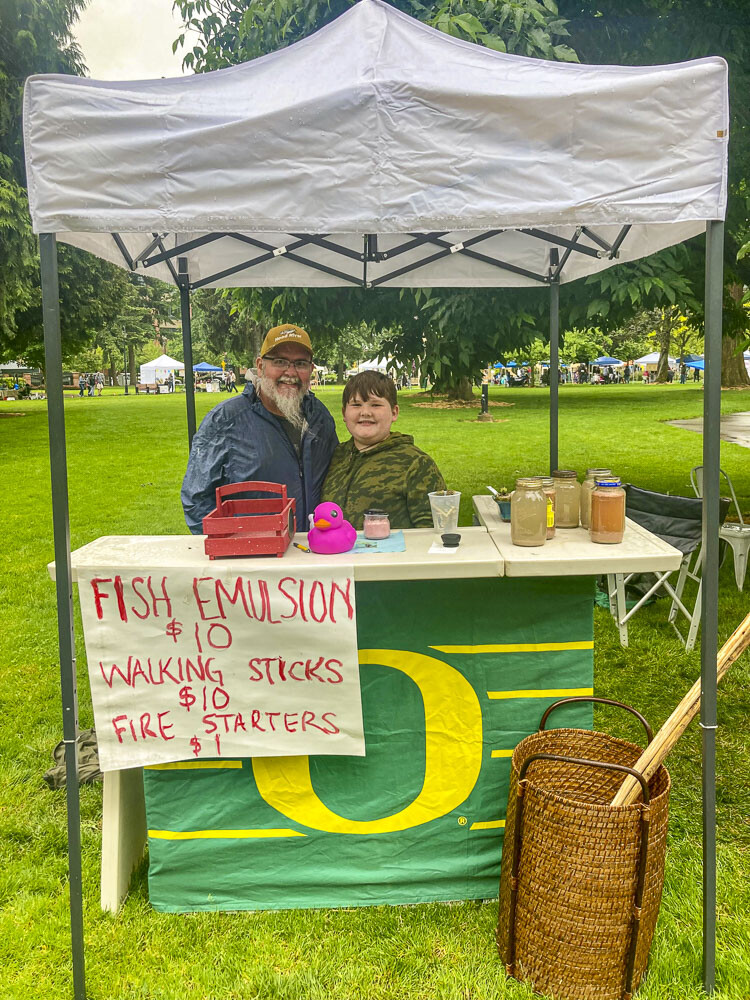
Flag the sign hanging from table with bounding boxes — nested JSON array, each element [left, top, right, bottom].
[[77, 565, 363, 770]]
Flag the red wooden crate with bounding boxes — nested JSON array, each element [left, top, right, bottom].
[[202, 481, 296, 559]]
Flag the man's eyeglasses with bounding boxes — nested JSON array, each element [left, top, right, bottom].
[[263, 357, 314, 373]]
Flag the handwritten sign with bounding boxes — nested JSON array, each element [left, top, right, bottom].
[[77, 565, 363, 770]]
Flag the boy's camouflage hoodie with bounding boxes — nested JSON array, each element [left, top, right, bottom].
[[322, 431, 445, 531]]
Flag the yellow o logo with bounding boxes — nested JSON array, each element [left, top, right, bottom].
[[252, 649, 483, 834]]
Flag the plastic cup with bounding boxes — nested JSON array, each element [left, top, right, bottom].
[[428, 491, 461, 533]]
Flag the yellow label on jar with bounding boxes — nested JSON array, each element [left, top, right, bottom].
[[546, 499, 555, 527]]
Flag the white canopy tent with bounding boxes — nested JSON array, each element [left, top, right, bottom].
[[24, 0, 726, 291], [347, 356, 396, 376], [23, 2, 728, 997], [635, 351, 677, 366], [138, 354, 185, 385]]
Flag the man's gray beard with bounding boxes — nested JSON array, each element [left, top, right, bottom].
[[258, 374, 305, 428]]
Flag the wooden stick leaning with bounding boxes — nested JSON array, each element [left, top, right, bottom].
[[610, 611, 750, 807]]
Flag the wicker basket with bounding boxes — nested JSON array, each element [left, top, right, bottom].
[[497, 697, 670, 1000]]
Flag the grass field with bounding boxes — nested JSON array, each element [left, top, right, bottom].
[[1, 383, 749, 999]]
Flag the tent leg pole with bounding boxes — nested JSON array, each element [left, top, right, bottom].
[[178, 259, 196, 447], [701, 218, 723, 995], [549, 251, 560, 473], [40, 233, 87, 1000]]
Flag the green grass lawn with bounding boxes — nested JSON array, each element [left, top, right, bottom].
[[1, 383, 749, 999]]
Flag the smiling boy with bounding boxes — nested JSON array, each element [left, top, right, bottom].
[[321, 371, 445, 530]]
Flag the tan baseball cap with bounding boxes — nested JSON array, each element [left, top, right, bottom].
[[260, 324, 313, 357]]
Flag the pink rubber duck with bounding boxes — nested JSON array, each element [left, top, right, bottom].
[[307, 502, 357, 554]]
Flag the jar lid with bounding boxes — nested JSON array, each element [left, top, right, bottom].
[[516, 477, 543, 487], [595, 477, 622, 487], [552, 469, 577, 478], [441, 533, 461, 547], [540, 477, 554, 487], [365, 508, 388, 515]]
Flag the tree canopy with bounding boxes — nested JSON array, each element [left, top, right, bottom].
[[0, 0, 133, 366]]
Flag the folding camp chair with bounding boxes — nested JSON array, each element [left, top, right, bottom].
[[606, 485, 730, 651], [690, 465, 750, 592]]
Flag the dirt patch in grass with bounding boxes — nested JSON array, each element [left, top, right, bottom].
[[412, 399, 515, 409], [0, 411, 28, 417]]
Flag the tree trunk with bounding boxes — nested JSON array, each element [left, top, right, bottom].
[[721, 285, 750, 388], [434, 374, 474, 400], [128, 342, 137, 385], [654, 309, 674, 383], [337, 349, 345, 385], [108, 352, 118, 386], [248, 322, 263, 361], [721, 335, 750, 388]]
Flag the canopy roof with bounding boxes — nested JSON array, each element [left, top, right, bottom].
[[635, 351, 676, 365], [23, 0, 728, 289], [140, 354, 184, 370]]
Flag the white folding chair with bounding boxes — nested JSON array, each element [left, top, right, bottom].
[[690, 466, 750, 592]]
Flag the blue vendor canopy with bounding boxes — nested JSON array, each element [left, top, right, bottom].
[[193, 361, 223, 371], [593, 356, 624, 366], [685, 359, 705, 369]]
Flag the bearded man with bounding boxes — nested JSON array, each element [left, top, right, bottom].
[[181, 325, 338, 534]]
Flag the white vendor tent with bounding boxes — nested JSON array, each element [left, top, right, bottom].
[[347, 356, 395, 376], [23, 0, 726, 291], [635, 351, 677, 366], [138, 354, 185, 384], [21, 2, 729, 997]]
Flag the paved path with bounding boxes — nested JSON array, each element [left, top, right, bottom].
[[668, 411, 750, 449]]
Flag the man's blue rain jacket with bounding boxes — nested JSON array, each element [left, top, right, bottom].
[[181, 382, 338, 534]]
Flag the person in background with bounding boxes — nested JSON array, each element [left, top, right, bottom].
[[623, 363, 631, 384], [227, 368, 238, 393], [79, 374, 86, 398], [322, 370, 445, 530], [95, 371, 104, 396], [693, 366, 701, 382], [181, 324, 338, 534]]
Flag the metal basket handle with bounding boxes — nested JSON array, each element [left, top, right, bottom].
[[519, 752, 650, 804], [539, 696, 653, 744]]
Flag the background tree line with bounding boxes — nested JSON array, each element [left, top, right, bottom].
[[1, 0, 748, 389]]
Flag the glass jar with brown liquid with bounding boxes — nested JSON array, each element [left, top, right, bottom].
[[590, 478, 626, 544], [552, 470, 580, 528], [510, 477, 547, 547], [580, 468, 612, 529]]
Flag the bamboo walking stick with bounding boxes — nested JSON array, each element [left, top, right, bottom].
[[610, 612, 750, 807]]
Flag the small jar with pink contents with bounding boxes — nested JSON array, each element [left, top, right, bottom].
[[363, 509, 391, 540]]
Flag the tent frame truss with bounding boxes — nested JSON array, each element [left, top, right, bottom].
[[107, 224, 629, 292]]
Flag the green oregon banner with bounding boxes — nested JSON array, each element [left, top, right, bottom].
[[144, 576, 594, 911]]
